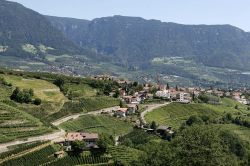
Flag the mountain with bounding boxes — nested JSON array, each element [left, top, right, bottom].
[[47, 15, 250, 70], [0, 0, 80, 59]]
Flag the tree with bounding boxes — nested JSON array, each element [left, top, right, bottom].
[[33, 98, 42, 105], [150, 121, 157, 130], [113, 89, 120, 98], [53, 77, 65, 89], [97, 134, 115, 151], [172, 125, 238, 166], [235, 105, 239, 109], [186, 115, 203, 126], [10, 87, 34, 103], [71, 140, 86, 154], [119, 100, 125, 108], [175, 85, 178, 91], [166, 83, 170, 90]]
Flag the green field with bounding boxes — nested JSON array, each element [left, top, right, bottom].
[[60, 115, 133, 136], [0, 102, 52, 143], [64, 82, 97, 98], [145, 98, 249, 129], [145, 102, 219, 129], [1, 74, 66, 103]]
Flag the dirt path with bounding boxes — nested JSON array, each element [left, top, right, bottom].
[[140, 102, 170, 124]]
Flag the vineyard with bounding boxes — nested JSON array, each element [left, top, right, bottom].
[[0, 141, 47, 160], [108, 146, 143, 165], [0, 145, 56, 166], [0, 102, 52, 143], [59, 115, 133, 136], [46, 155, 113, 166]]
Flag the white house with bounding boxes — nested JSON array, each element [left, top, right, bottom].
[[176, 92, 191, 103], [155, 90, 171, 99]]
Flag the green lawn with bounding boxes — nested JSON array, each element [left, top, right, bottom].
[[59, 115, 133, 136]]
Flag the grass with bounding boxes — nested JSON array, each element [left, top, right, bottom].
[[145, 102, 219, 129], [1, 74, 66, 103], [59, 115, 133, 136], [64, 82, 97, 98], [45, 54, 71, 62], [145, 98, 250, 129], [220, 124, 250, 143]]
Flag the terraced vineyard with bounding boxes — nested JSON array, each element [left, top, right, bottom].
[[47, 155, 113, 166], [0, 102, 52, 143], [59, 115, 133, 136], [0, 145, 56, 166], [47, 97, 120, 122], [108, 146, 143, 165]]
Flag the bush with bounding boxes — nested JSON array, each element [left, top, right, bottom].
[[33, 98, 42, 105]]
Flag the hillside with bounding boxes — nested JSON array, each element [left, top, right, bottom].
[[48, 15, 250, 71], [0, 0, 80, 59]]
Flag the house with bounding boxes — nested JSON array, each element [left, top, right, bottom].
[[155, 90, 171, 99], [122, 96, 133, 104], [156, 126, 174, 135], [116, 108, 128, 117], [176, 92, 191, 103], [131, 96, 141, 104], [127, 104, 138, 114], [65, 132, 99, 151], [54, 151, 65, 158]]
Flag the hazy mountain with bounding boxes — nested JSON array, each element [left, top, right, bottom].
[[48, 15, 250, 70], [0, 0, 80, 59]]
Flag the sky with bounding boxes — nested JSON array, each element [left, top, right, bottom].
[[8, 0, 250, 32]]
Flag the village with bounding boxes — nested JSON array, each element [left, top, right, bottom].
[[49, 74, 250, 158]]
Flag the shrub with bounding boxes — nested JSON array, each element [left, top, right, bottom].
[[33, 98, 42, 105]]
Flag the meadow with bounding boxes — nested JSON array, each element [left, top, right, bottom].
[[0, 74, 66, 103]]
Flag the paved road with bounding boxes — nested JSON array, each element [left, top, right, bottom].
[[0, 130, 66, 154], [0, 106, 120, 154], [52, 106, 120, 126], [140, 102, 170, 124], [0, 103, 168, 154]]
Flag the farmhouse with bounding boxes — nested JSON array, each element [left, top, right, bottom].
[[64, 132, 99, 150], [127, 104, 138, 114], [116, 108, 128, 117]]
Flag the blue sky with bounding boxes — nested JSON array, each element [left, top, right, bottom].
[[9, 0, 250, 31]]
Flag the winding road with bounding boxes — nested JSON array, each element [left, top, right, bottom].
[[0, 106, 119, 154], [0, 103, 168, 154], [140, 102, 170, 124]]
